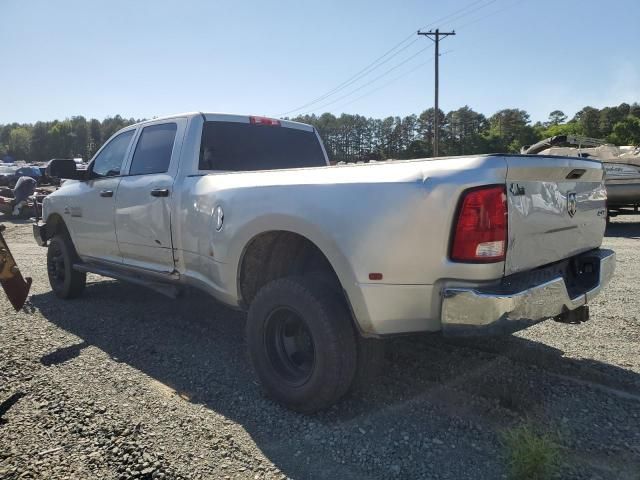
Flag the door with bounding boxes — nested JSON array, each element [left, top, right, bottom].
[[115, 120, 186, 273], [67, 129, 136, 263]]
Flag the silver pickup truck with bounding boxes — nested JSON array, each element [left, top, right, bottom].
[[33, 112, 615, 412]]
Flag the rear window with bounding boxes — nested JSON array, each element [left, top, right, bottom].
[[199, 121, 325, 171]]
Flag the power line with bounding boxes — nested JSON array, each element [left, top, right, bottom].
[[277, 0, 501, 117], [276, 36, 419, 117], [286, 0, 520, 126], [417, 0, 496, 30], [299, 44, 434, 115], [315, 53, 450, 114], [426, 0, 499, 29], [453, 0, 526, 30]]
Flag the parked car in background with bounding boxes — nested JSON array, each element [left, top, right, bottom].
[[41, 159, 69, 186], [0, 165, 18, 186], [14, 166, 44, 187]]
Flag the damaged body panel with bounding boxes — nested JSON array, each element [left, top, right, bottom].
[[504, 155, 607, 275]]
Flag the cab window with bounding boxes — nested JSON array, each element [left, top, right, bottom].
[[129, 123, 177, 175], [92, 130, 135, 178]]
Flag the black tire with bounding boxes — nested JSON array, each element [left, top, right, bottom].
[[303, 271, 385, 393], [350, 336, 385, 393], [47, 234, 86, 299], [246, 276, 357, 413]]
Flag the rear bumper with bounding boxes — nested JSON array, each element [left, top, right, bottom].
[[441, 249, 615, 336]]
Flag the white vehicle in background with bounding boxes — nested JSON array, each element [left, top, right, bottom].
[[522, 135, 640, 219]]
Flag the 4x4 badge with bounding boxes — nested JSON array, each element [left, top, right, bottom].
[[567, 192, 577, 217]]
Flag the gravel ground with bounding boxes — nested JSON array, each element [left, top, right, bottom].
[[1, 217, 639, 479]]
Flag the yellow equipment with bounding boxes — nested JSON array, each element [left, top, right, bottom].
[[0, 224, 32, 310]]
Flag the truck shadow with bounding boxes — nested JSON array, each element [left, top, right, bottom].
[[605, 218, 640, 238], [29, 280, 640, 478]]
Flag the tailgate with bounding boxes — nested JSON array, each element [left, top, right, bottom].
[[504, 155, 607, 276]]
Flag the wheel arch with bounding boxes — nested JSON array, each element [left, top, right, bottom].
[[236, 230, 348, 305], [43, 213, 80, 255], [236, 227, 376, 336], [45, 213, 70, 239]]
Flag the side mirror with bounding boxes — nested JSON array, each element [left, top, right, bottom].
[[46, 159, 83, 180]]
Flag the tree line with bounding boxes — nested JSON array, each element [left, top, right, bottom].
[[292, 102, 640, 162], [0, 115, 142, 163], [1, 103, 639, 164]]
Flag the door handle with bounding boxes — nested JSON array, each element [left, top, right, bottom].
[[150, 188, 170, 197], [100, 190, 114, 198]]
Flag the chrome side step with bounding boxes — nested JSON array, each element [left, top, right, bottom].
[[73, 263, 182, 299]]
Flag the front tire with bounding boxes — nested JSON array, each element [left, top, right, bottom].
[[246, 276, 357, 413], [47, 234, 86, 299]]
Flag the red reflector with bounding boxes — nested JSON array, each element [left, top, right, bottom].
[[368, 273, 383, 281], [249, 116, 281, 126], [450, 185, 507, 263]]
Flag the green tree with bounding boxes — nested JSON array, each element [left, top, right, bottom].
[[31, 122, 49, 161], [48, 120, 74, 158], [547, 110, 567, 125], [486, 109, 537, 152], [609, 116, 640, 145], [599, 106, 624, 136], [573, 106, 601, 137], [88, 118, 102, 158], [443, 106, 487, 155], [417, 108, 446, 155], [8, 127, 32, 160], [537, 121, 583, 139], [70, 116, 89, 159]]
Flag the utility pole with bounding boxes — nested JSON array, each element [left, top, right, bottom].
[[418, 29, 455, 157]]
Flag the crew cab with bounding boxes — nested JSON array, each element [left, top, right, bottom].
[[33, 112, 615, 412]]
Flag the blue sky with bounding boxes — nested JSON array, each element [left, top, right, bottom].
[[1, 0, 638, 124]]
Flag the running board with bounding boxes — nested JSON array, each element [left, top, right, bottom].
[[73, 263, 182, 299]]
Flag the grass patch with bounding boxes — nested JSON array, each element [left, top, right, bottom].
[[502, 424, 562, 480]]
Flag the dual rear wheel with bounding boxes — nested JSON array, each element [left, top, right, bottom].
[[246, 276, 381, 413]]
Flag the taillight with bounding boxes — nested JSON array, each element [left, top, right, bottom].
[[450, 185, 507, 263], [249, 116, 281, 126]]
